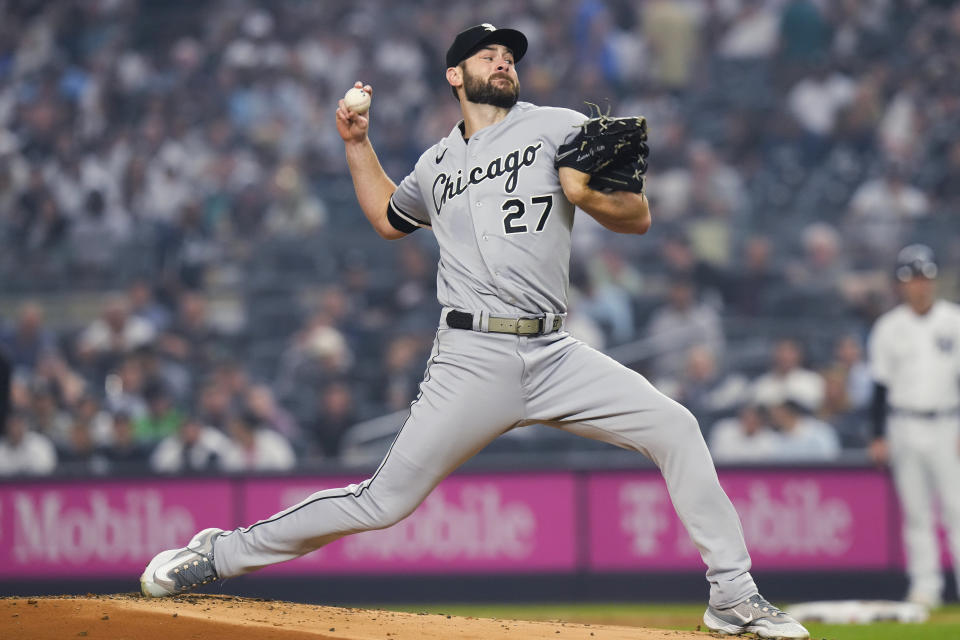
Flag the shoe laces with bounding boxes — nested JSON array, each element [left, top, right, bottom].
[[746, 594, 783, 618], [171, 553, 218, 591]]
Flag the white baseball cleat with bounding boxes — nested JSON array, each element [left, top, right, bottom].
[[140, 527, 224, 597], [703, 593, 810, 639]]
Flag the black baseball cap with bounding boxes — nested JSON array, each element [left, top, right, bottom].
[[895, 243, 938, 281], [445, 23, 528, 68]]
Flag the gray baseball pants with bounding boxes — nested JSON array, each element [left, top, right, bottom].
[[215, 318, 757, 607]]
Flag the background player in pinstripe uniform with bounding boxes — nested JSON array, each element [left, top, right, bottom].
[[869, 244, 960, 608]]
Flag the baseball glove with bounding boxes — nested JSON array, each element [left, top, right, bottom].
[[555, 105, 649, 193]]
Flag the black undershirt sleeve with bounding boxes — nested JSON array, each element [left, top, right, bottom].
[[387, 198, 420, 233], [386, 202, 418, 234], [871, 382, 888, 439]]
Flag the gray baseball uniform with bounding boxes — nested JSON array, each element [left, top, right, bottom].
[[214, 102, 757, 607]]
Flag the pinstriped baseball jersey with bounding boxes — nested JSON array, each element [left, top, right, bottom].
[[387, 101, 586, 315], [868, 300, 960, 410]]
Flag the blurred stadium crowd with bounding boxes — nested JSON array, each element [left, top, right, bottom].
[[1, 0, 959, 476]]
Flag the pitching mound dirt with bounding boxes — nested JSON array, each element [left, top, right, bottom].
[[0, 594, 716, 640]]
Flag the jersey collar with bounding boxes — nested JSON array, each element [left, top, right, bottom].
[[446, 101, 533, 146]]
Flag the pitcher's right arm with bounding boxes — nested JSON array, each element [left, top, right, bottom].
[[336, 83, 406, 240]]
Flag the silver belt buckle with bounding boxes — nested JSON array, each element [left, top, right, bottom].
[[516, 317, 543, 335]]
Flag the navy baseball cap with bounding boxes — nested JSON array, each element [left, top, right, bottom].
[[895, 243, 938, 281], [446, 23, 528, 68]]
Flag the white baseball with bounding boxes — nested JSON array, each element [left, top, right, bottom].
[[343, 87, 371, 114]]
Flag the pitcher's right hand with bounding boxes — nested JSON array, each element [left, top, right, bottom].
[[336, 81, 373, 144]]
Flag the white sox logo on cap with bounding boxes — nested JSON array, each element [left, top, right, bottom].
[[445, 24, 528, 68]]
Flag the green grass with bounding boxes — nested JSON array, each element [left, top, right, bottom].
[[380, 602, 960, 639]]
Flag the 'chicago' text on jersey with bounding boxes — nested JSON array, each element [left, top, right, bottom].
[[432, 142, 542, 215]]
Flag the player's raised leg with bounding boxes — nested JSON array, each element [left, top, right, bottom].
[[522, 334, 808, 638], [141, 329, 524, 596]]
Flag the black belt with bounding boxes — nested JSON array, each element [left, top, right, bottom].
[[889, 407, 960, 420], [446, 310, 563, 336]]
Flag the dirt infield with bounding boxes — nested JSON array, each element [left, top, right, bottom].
[[0, 594, 717, 640]]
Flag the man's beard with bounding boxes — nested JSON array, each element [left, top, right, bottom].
[[462, 67, 519, 108]]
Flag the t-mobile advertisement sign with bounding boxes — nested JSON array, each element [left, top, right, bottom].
[[0, 480, 234, 577], [0, 469, 947, 579], [588, 470, 895, 571], [242, 473, 578, 574]]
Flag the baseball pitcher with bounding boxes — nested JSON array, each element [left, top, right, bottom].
[[141, 24, 808, 639]]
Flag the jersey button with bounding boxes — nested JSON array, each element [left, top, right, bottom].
[[476, 201, 482, 207]]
